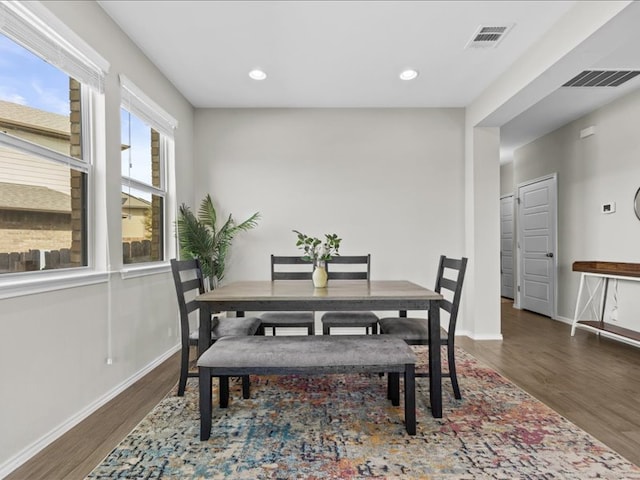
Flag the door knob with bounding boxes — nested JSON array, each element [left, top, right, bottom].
[[546, 252, 554, 258]]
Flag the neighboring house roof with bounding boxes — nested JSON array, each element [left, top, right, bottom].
[[0, 182, 71, 213], [122, 192, 151, 210], [0, 99, 69, 137]]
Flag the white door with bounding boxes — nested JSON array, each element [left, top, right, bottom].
[[517, 175, 557, 318], [500, 195, 514, 299]]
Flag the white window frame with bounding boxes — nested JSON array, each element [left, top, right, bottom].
[[119, 75, 177, 274], [0, 1, 109, 298]]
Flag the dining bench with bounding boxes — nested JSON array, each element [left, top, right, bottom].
[[197, 334, 417, 438]]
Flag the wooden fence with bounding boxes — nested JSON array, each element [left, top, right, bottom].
[[0, 241, 154, 273]]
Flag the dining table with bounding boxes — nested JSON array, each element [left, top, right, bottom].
[[196, 279, 444, 418]]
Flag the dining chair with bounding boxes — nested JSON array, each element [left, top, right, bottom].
[[321, 254, 379, 335], [258, 255, 315, 335], [378, 255, 468, 399], [170, 258, 261, 396]]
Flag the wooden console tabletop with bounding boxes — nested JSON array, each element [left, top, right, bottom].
[[573, 261, 640, 278]]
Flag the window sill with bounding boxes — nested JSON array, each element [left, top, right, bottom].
[[120, 262, 171, 279], [0, 269, 109, 300]]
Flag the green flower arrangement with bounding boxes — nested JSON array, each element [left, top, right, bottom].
[[293, 230, 341, 264]]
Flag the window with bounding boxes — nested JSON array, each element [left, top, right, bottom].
[[0, 2, 107, 276], [120, 76, 176, 265]]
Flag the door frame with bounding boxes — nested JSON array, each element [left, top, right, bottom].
[[516, 173, 558, 318], [500, 193, 515, 301]]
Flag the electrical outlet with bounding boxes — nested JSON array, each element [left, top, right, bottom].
[[106, 357, 113, 365], [168, 327, 173, 337]]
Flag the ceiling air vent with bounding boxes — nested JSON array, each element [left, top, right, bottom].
[[563, 70, 640, 87], [465, 25, 513, 49]]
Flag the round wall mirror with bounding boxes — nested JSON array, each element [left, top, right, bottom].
[[635, 187, 640, 221]]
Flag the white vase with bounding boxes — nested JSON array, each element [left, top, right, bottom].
[[312, 260, 328, 288]]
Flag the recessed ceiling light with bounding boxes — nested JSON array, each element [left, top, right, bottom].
[[399, 69, 419, 81], [249, 69, 267, 81]]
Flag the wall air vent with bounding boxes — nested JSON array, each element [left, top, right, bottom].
[[465, 25, 513, 49], [563, 70, 640, 87]]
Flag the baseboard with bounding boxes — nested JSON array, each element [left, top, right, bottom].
[[0, 343, 180, 479], [555, 315, 573, 326], [467, 332, 504, 341], [456, 329, 503, 341]]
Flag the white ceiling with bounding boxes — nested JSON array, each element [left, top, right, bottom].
[[97, 0, 640, 161]]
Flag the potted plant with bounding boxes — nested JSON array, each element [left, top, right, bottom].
[[177, 194, 260, 289], [293, 230, 341, 287]]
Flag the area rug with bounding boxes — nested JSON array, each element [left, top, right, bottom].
[[87, 347, 640, 479]]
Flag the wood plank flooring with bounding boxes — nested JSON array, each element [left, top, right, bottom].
[[5, 353, 181, 480], [7, 301, 640, 479]]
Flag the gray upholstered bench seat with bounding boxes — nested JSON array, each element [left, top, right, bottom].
[[197, 335, 417, 438]]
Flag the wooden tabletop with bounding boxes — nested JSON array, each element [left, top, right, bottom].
[[196, 280, 442, 312]]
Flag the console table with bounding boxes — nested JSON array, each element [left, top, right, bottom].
[[571, 261, 640, 347]]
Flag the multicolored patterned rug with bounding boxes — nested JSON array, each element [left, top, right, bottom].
[[87, 347, 640, 479]]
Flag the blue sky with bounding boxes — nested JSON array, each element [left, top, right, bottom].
[[0, 33, 69, 115], [1, 32, 153, 189]]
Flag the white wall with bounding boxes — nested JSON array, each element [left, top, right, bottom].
[[193, 108, 466, 308], [500, 162, 514, 196], [514, 87, 640, 326], [0, 2, 194, 474], [463, 127, 502, 339]]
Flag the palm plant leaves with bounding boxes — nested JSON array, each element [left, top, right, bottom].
[[177, 195, 260, 288], [177, 205, 212, 261]]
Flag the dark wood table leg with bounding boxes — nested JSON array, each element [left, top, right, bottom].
[[242, 375, 250, 399], [428, 300, 442, 418], [198, 302, 212, 357], [219, 376, 229, 408], [405, 364, 416, 435], [388, 372, 400, 406], [199, 367, 212, 441]]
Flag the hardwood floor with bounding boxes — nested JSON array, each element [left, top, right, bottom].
[[7, 302, 640, 478], [5, 353, 181, 480]]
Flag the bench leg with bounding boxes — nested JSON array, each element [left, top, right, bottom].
[[242, 375, 250, 399], [199, 367, 212, 441], [388, 372, 400, 406], [219, 376, 230, 408], [405, 364, 416, 435]]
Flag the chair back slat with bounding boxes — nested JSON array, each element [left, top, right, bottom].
[[272, 271, 312, 281], [271, 255, 313, 281], [326, 254, 371, 281], [327, 255, 370, 264], [185, 299, 200, 315], [171, 258, 206, 345], [440, 298, 453, 314], [439, 277, 458, 293], [442, 256, 465, 270], [181, 277, 202, 293], [327, 271, 368, 280], [434, 255, 468, 340]]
